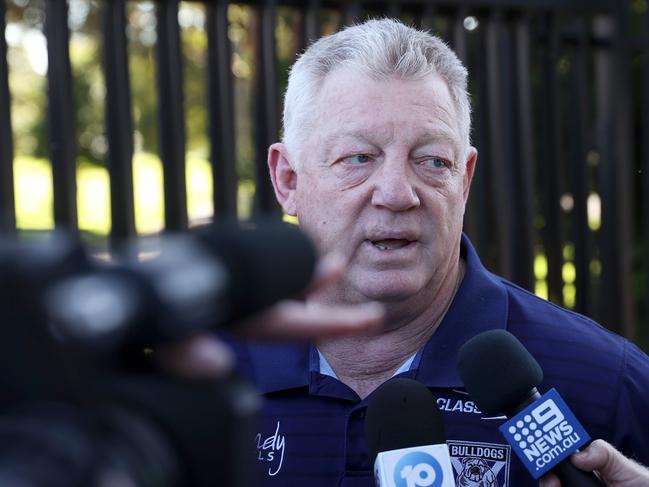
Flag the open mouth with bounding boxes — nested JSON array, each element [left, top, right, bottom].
[[369, 238, 413, 251]]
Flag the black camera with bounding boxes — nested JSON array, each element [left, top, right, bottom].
[[0, 222, 316, 486]]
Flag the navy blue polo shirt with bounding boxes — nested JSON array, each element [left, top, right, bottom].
[[231, 235, 649, 486]]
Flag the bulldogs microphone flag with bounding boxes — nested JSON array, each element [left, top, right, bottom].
[[365, 378, 455, 487]]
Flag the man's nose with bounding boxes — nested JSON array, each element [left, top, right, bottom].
[[370, 158, 420, 211]]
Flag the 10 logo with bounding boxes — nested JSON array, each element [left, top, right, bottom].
[[394, 451, 444, 487]]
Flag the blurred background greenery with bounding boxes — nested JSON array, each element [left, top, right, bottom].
[[5, 0, 300, 233]]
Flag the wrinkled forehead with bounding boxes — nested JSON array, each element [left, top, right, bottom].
[[309, 67, 463, 149], [318, 67, 458, 124]]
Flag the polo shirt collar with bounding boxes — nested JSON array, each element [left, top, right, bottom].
[[248, 234, 509, 394], [413, 234, 509, 388]]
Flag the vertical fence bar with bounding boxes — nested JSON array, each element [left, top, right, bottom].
[[303, 0, 321, 46], [593, 12, 633, 335], [416, 4, 436, 31], [643, 5, 649, 340], [448, 7, 467, 63], [45, 0, 78, 233], [569, 16, 591, 315], [252, 0, 280, 216], [593, 14, 615, 327], [484, 9, 513, 280], [464, 13, 492, 261], [512, 11, 535, 291], [102, 0, 136, 248], [0, 0, 15, 233], [539, 11, 563, 304], [207, 0, 237, 218], [386, 1, 401, 18], [610, 4, 635, 337], [156, 0, 188, 231], [342, 0, 362, 27]]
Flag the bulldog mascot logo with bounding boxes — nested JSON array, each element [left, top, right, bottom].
[[457, 457, 498, 487], [447, 440, 511, 487]]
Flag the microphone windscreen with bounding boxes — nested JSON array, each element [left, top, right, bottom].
[[456, 329, 543, 416], [197, 221, 317, 323], [364, 378, 445, 462]]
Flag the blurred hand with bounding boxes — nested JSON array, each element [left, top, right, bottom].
[[539, 439, 649, 487], [155, 253, 384, 380], [235, 253, 384, 340]]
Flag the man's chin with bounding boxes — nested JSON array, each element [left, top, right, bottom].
[[365, 291, 419, 303], [355, 281, 423, 303]]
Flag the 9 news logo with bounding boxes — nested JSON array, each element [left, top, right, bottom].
[[394, 452, 444, 487], [499, 388, 590, 479]]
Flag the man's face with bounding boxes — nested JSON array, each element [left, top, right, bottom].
[[275, 68, 476, 305]]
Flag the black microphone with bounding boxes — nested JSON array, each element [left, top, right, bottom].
[[365, 378, 456, 487], [44, 221, 317, 350], [456, 329, 604, 486]]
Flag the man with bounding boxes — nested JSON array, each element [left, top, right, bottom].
[[234, 19, 649, 486]]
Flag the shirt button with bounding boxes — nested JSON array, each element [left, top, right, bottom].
[[354, 409, 366, 419]]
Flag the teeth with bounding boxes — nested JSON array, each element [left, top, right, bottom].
[[371, 239, 410, 250]]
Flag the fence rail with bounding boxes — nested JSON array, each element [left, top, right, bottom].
[[0, 0, 647, 347]]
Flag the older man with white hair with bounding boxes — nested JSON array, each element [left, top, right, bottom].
[[233, 18, 649, 487]]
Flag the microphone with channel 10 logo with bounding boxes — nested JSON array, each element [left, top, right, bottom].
[[364, 378, 456, 487]]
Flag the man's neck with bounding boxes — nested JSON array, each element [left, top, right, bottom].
[[316, 259, 465, 399]]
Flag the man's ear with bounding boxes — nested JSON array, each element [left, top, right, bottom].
[[268, 142, 298, 216], [463, 146, 478, 203]]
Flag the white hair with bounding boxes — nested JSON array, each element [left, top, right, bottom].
[[282, 18, 472, 169]]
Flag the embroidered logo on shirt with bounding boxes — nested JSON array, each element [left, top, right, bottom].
[[447, 440, 510, 487], [436, 395, 483, 415], [255, 421, 286, 476]]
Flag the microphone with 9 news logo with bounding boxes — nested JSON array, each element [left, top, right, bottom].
[[456, 329, 604, 486], [365, 378, 456, 487]]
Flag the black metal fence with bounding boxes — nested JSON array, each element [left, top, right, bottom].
[[0, 0, 647, 348]]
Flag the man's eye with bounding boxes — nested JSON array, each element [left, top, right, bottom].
[[346, 154, 371, 164], [420, 157, 450, 169]]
